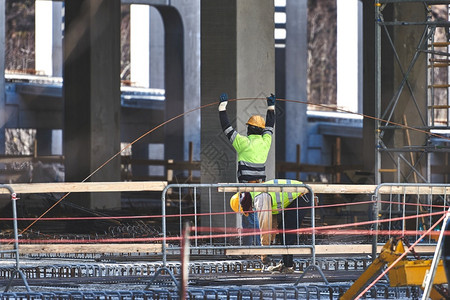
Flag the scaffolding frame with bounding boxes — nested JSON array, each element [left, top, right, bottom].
[[375, 0, 450, 185]]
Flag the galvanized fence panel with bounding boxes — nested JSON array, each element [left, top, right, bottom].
[[372, 183, 450, 256], [159, 183, 316, 266], [0, 185, 30, 292]]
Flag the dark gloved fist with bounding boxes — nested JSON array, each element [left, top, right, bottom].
[[267, 93, 276, 107], [219, 93, 228, 111], [220, 93, 228, 102]]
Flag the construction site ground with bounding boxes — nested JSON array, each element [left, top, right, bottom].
[[0, 255, 426, 299]]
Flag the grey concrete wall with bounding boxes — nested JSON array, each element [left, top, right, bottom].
[[63, 0, 121, 209]]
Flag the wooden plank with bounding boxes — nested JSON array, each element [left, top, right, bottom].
[[0, 243, 436, 256], [226, 247, 312, 255], [225, 244, 437, 256], [379, 169, 397, 173], [218, 184, 450, 195], [226, 245, 374, 256], [0, 181, 446, 196], [0, 243, 162, 254], [0, 181, 167, 194], [218, 184, 378, 194]]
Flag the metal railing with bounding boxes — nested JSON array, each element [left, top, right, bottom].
[[145, 182, 326, 287], [0, 185, 30, 292], [372, 183, 450, 258]]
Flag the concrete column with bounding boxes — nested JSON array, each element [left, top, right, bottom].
[[362, 0, 376, 181], [130, 4, 150, 87], [0, 0, 4, 155], [34, 0, 60, 160], [172, 0, 200, 162], [151, 7, 184, 168], [35, 0, 63, 76], [237, 1, 275, 179], [149, 7, 164, 89], [36, 129, 52, 156], [63, 0, 121, 209], [285, 0, 308, 180], [201, 0, 275, 226]]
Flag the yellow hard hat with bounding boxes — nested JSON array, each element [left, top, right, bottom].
[[246, 115, 265, 129], [230, 193, 248, 216]]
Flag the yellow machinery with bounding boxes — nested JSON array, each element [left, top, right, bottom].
[[340, 238, 448, 300]]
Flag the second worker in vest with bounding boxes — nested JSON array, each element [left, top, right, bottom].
[[219, 93, 276, 247], [230, 179, 312, 273]]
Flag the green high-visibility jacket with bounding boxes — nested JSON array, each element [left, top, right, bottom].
[[250, 179, 306, 214]]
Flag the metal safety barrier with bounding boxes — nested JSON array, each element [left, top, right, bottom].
[[0, 185, 30, 292], [146, 182, 327, 288], [372, 183, 450, 258]]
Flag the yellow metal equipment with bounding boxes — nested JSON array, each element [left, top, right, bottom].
[[340, 238, 448, 300]]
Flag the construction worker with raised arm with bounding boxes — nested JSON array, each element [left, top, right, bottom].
[[230, 179, 311, 273], [219, 93, 276, 247], [218, 93, 275, 183]]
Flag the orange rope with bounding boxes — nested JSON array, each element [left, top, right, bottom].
[[18, 97, 450, 235]]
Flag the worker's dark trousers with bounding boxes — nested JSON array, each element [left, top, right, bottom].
[[280, 193, 311, 267]]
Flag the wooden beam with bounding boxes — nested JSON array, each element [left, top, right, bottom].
[[218, 184, 450, 195], [0, 181, 446, 196], [0, 243, 162, 254], [0, 181, 167, 194], [0, 243, 437, 256], [225, 244, 437, 256]]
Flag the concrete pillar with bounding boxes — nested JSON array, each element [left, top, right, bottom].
[[285, 0, 308, 180], [36, 129, 52, 156], [0, 0, 4, 155], [33, 0, 61, 162], [362, 0, 376, 182], [237, 2, 275, 181], [173, 0, 200, 162], [201, 0, 275, 226], [149, 7, 164, 89], [63, 0, 121, 209], [35, 0, 63, 76], [155, 6, 184, 164]]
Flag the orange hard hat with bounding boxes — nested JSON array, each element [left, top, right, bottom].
[[246, 115, 265, 129]]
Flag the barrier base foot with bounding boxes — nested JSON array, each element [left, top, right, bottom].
[[294, 264, 330, 286], [5, 269, 31, 293], [145, 266, 179, 290]]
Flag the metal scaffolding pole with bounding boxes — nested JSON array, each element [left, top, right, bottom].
[[375, 0, 450, 184]]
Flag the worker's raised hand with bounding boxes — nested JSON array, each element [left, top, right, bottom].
[[219, 93, 228, 111], [220, 93, 228, 102], [267, 93, 276, 109]]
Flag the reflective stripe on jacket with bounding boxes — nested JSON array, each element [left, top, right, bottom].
[[232, 134, 272, 182], [219, 109, 275, 182]]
